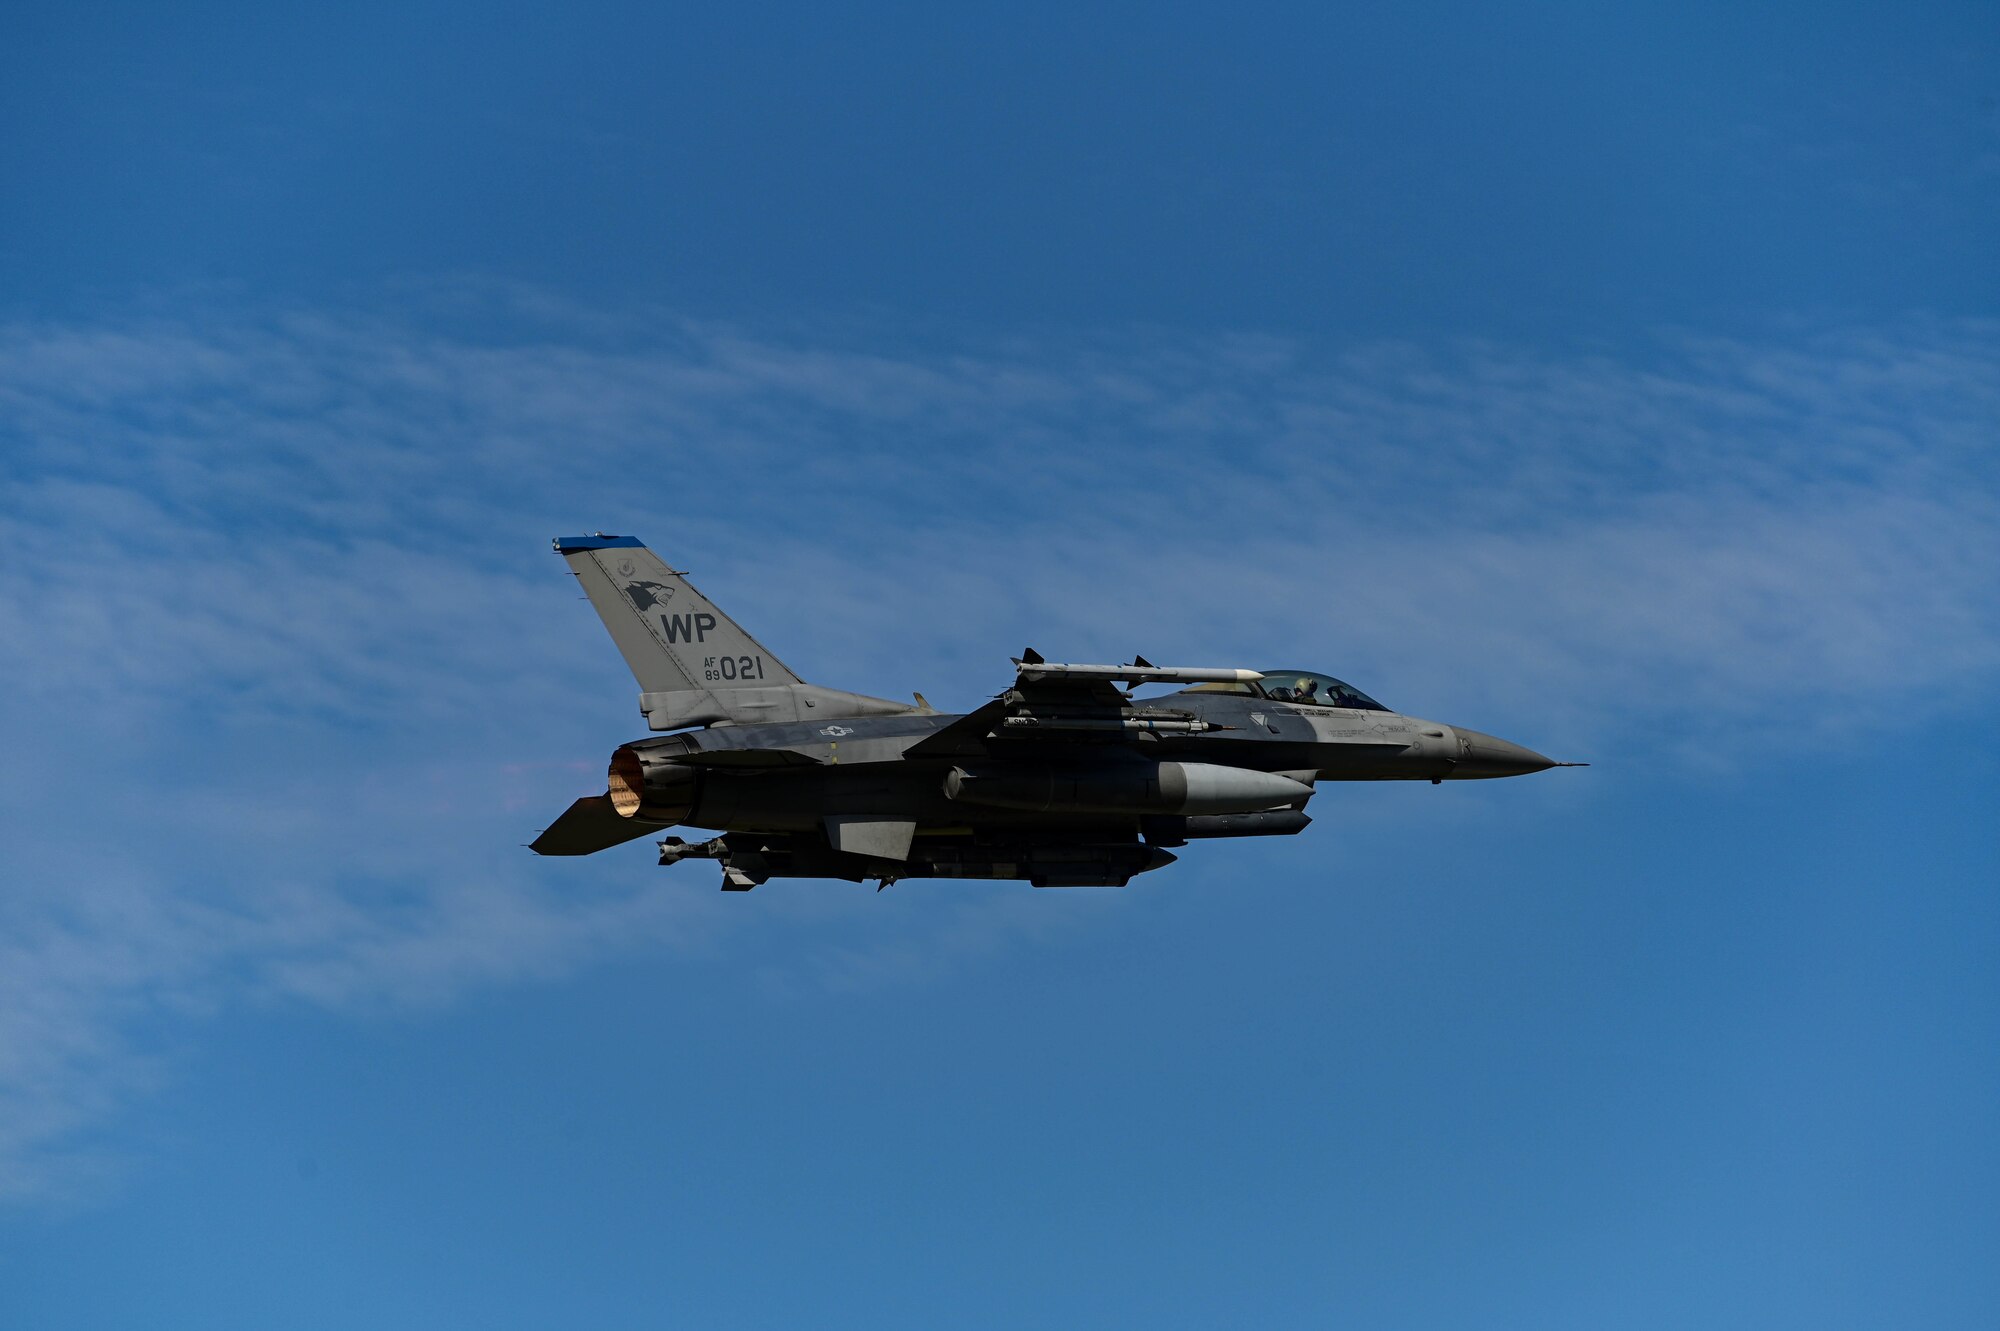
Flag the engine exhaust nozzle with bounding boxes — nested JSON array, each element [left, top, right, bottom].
[[607, 744, 700, 822]]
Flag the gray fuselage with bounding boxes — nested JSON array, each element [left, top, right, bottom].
[[624, 688, 1552, 839]]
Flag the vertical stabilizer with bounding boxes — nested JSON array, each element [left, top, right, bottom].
[[554, 535, 910, 730], [556, 535, 803, 693]]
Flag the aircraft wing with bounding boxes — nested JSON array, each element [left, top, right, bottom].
[[904, 696, 1022, 758], [905, 652, 1260, 758]]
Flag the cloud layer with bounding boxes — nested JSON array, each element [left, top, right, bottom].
[[2, 293, 1995, 1200]]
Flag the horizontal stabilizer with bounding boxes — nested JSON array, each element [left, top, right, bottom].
[[531, 795, 668, 856]]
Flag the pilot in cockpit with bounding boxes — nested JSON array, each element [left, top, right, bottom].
[[1267, 676, 1318, 704], [1193, 670, 1389, 712]]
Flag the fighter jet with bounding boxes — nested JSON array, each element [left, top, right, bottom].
[[533, 535, 1582, 888]]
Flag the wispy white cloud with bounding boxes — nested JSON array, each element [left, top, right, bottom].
[[1, 292, 1995, 1201]]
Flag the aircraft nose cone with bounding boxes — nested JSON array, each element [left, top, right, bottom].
[[1452, 728, 1557, 778]]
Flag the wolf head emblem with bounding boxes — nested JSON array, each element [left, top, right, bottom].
[[622, 580, 676, 612]]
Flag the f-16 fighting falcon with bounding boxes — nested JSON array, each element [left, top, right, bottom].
[[533, 535, 1583, 889]]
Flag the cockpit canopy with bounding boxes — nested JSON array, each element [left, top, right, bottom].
[[1186, 669, 1389, 711]]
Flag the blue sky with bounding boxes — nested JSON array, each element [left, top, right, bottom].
[[2, 4, 1997, 1328]]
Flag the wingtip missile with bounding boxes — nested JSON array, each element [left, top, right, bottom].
[[1016, 660, 1264, 685]]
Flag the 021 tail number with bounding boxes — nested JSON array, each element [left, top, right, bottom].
[[705, 655, 765, 683]]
